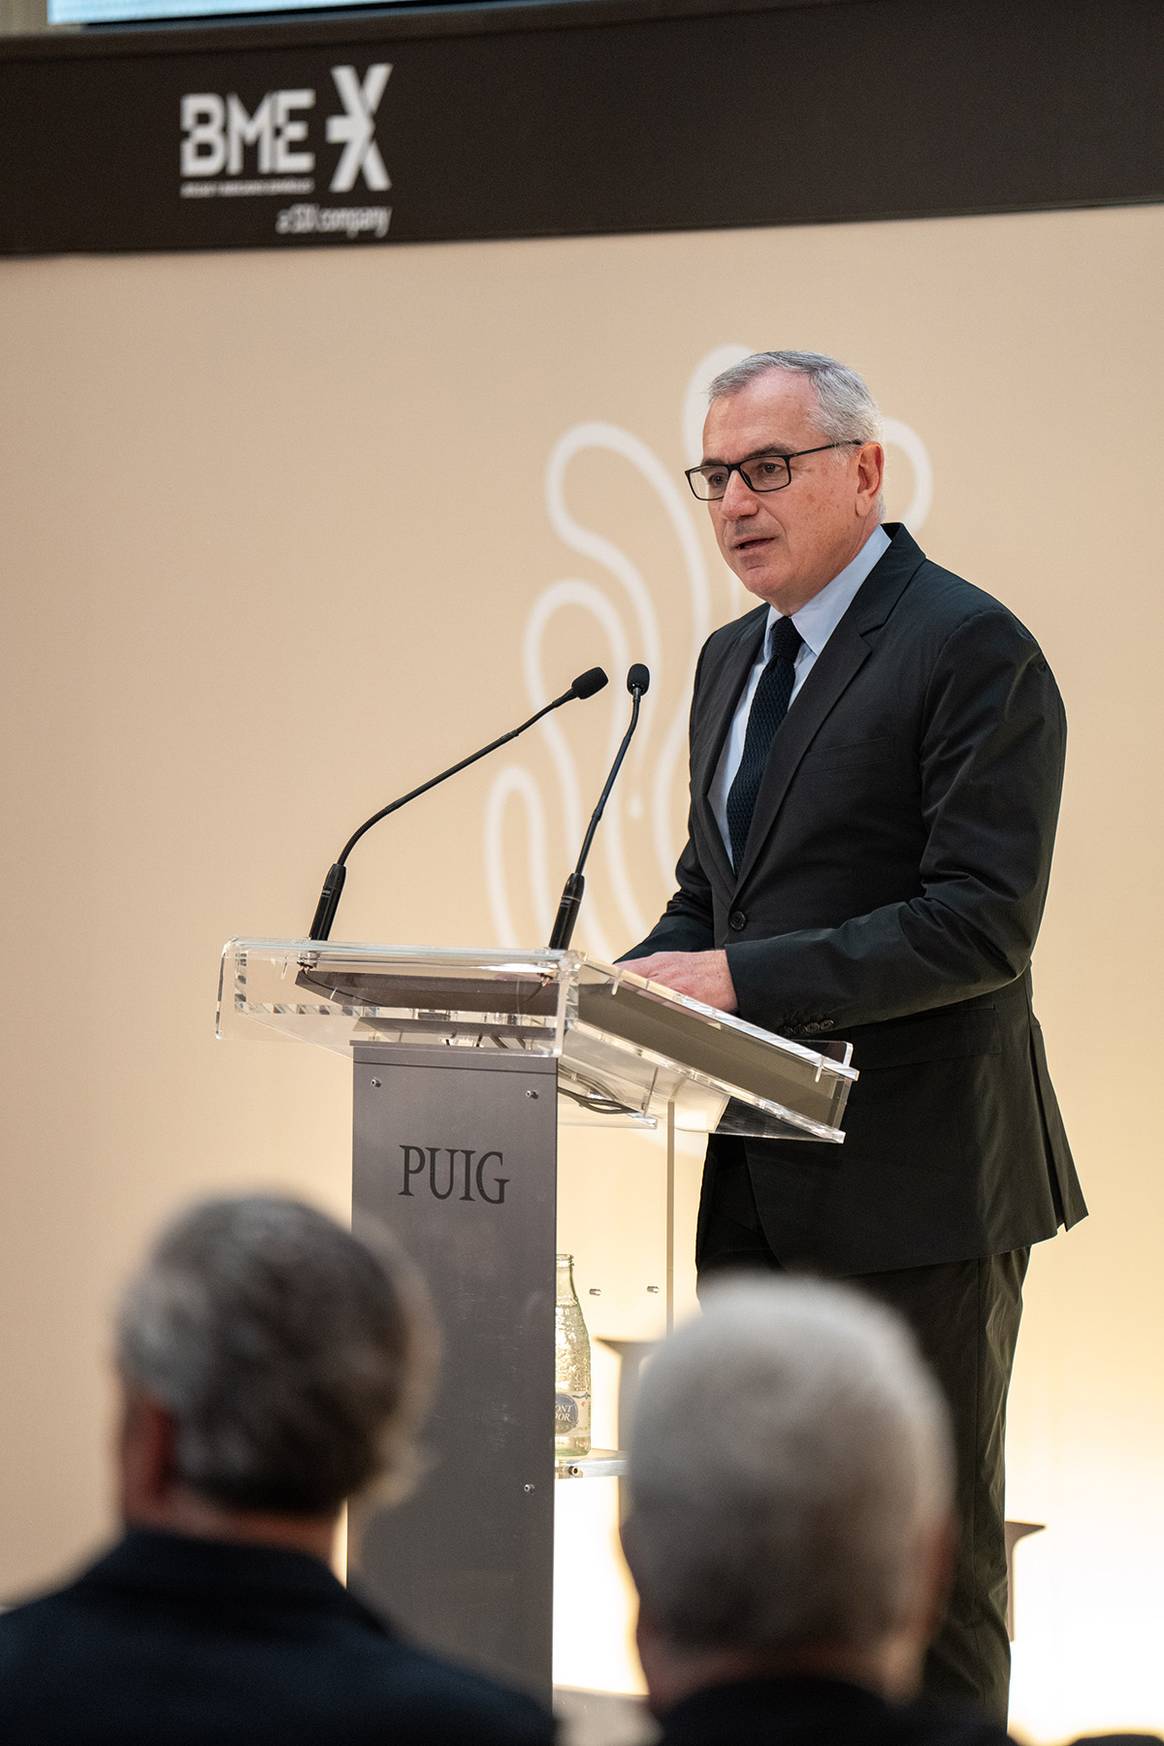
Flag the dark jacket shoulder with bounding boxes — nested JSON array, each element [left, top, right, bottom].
[[656, 1674, 1015, 1746], [694, 523, 1044, 686], [0, 1532, 554, 1746]]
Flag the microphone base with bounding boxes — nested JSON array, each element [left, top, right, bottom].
[[307, 862, 347, 943], [548, 872, 585, 951]]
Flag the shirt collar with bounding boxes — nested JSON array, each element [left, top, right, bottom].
[[769, 523, 891, 657]]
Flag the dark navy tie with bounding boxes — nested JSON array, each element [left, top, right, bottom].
[[725, 614, 803, 869]]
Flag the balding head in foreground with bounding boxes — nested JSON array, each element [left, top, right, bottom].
[[623, 1276, 955, 1716]]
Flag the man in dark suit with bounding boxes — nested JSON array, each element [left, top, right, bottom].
[[0, 1195, 553, 1746], [621, 350, 1085, 1721], [623, 1274, 1013, 1746]]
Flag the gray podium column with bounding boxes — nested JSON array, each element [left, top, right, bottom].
[[348, 1041, 558, 1698]]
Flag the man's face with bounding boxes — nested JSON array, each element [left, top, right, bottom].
[[700, 371, 883, 615]]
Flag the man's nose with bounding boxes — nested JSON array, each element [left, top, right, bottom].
[[720, 468, 758, 514]]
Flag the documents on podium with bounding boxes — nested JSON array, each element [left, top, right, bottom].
[[217, 940, 857, 1696]]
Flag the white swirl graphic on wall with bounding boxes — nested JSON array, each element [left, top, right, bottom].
[[485, 351, 933, 956], [882, 415, 933, 528]]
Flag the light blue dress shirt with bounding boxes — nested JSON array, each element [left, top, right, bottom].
[[709, 524, 892, 862]]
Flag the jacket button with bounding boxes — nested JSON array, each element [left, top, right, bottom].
[[729, 910, 746, 931]]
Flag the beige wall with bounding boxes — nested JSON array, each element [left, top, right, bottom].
[[1, 204, 1161, 1738], [0, 4, 51, 35]]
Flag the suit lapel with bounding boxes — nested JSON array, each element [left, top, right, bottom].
[[732, 526, 926, 893], [691, 606, 767, 890]]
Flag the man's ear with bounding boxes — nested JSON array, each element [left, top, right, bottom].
[[118, 1384, 178, 1519], [618, 1511, 636, 1576], [618, 1515, 648, 1648], [855, 442, 885, 515], [880, 1512, 959, 1702], [620, 1514, 687, 1719], [919, 1511, 958, 1646]]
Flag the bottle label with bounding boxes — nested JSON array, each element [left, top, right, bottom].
[[554, 1392, 580, 1432]]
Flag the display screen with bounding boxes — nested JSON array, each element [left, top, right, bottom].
[[52, 0, 420, 22]]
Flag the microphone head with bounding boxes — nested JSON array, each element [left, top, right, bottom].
[[571, 667, 609, 700], [627, 663, 651, 696]]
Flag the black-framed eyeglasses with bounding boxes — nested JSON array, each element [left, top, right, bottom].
[[684, 441, 861, 501]]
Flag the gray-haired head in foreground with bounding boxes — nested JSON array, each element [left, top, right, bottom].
[[624, 1277, 952, 1660], [116, 1195, 435, 1515], [708, 350, 883, 448]]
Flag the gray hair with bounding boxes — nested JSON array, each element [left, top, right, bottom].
[[623, 1276, 952, 1658], [116, 1195, 435, 1515], [708, 350, 883, 447]]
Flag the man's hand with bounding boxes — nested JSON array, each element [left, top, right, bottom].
[[624, 950, 738, 1014]]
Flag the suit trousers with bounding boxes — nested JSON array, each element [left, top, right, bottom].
[[697, 1145, 1029, 1725]]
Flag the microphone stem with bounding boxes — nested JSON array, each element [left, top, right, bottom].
[[307, 679, 592, 942], [336, 688, 572, 866], [573, 689, 642, 877], [548, 685, 644, 952]]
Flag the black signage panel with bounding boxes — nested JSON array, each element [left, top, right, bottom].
[[1, 0, 1161, 256]]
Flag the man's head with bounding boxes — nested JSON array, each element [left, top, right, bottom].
[[115, 1194, 434, 1555], [622, 1276, 954, 1710], [693, 350, 885, 615]]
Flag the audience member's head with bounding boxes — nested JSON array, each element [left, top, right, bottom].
[[623, 1276, 955, 1712], [114, 1194, 434, 1560]]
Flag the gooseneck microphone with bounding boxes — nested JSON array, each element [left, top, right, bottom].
[[307, 666, 609, 941], [548, 663, 650, 952]]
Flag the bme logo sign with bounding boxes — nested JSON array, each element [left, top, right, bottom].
[[180, 64, 391, 194]]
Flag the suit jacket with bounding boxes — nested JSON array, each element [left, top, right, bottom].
[[0, 1530, 555, 1746], [624, 525, 1085, 1274], [654, 1674, 1016, 1746]]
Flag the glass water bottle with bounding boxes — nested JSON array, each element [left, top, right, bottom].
[[554, 1252, 592, 1457]]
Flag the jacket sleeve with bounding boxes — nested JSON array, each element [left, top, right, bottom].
[[618, 821, 717, 959], [724, 607, 1067, 1032]]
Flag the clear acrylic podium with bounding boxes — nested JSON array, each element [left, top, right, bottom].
[[217, 940, 857, 1696]]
